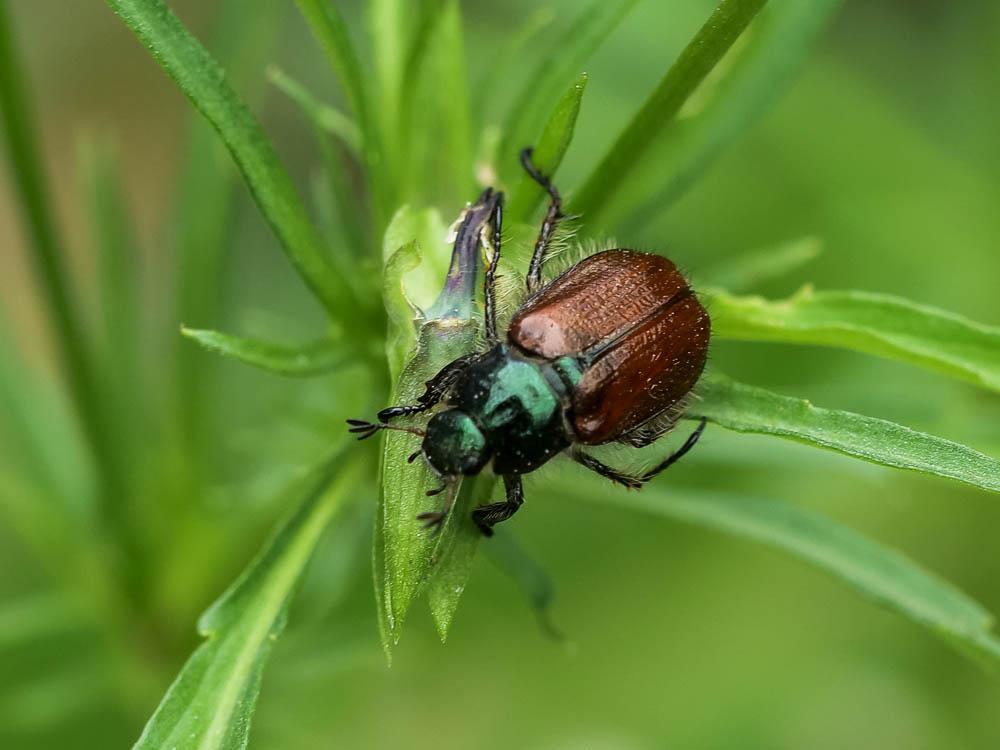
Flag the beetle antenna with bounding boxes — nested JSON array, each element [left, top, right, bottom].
[[345, 419, 426, 441]]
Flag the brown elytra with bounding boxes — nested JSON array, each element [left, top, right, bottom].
[[509, 250, 710, 444]]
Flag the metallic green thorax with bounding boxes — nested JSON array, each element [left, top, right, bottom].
[[421, 344, 576, 477]]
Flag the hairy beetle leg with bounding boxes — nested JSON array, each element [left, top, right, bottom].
[[472, 475, 524, 536], [417, 483, 458, 534]]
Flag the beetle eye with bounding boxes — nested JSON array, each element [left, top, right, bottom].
[[423, 410, 489, 476]]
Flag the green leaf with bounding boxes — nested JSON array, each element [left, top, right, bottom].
[[705, 287, 1000, 391], [133, 453, 362, 750], [267, 64, 368, 263], [572, 0, 769, 226], [375, 318, 478, 651], [293, 0, 368, 127], [368, 0, 406, 147], [106, 0, 355, 323], [570, 479, 1000, 664], [375, 203, 481, 652], [426, 475, 495, 639], [427, 0, 473, 202], [506, 72, 588, 223], [381, 205, 450, 313], [267, 66, 361, 154], [181, 328, 345, 377], [622, 0, 845, 230], [400, 0, 473, 205], [382, 241, 422, 384], [696, 236, 821, 292], [690, 375, 1000, 494], [498, 0, 640, 186]]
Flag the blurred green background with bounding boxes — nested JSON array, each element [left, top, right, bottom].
[[2, 1, 999, 748]]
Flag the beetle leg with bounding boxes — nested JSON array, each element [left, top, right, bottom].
[[572, 418, 708, 487], [472, 475, 524, 537], [417, 481, 459, 534], [636, 418, 707, 482], [483, 194, 504, 343], [520, 147, 563, 292], [571, 449, 643, 490]]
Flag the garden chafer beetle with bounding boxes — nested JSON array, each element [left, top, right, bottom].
[[349, 149, 709, 535]]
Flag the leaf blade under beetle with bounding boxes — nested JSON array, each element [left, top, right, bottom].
[[106, 0, 355, 323], [133, 453, 362, 750], [506, 72, 588, 223], [572, 0, 769, 227], [690, 374, 1000, 494], [375, 202, 486, 652], [705, 287, 1000, 392], [567, 478, 1000, 664], [426, 475, 495, 640], [376, 320, 478, 650], [181, 328, 345, 377]]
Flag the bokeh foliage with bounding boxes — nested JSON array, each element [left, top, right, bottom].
[[1, 1, 999, 749]]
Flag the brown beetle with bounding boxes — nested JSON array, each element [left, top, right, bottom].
[[349, 149, 710, 535]]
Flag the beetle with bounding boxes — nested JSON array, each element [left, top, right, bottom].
[[348, 148, 710, 536]]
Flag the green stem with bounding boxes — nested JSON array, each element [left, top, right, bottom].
[[0, 1, 140, 594], [571, 0, 768, 222]]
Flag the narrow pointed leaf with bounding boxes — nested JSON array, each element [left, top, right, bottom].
[[690, 375, 1000, 494], [572, 0, 768, 225], [295, 0, 387, 228], [401, 0, 473, 204], [369, 0, 406, 145], [267, 66, 361, 154], [268, 65, 368, 264], [106, 0, 354, 322], [133, 453, 362, 750], [506, 73, 588, 223], [428, 0, 473, 201], [181, 328, 344, 377], [293, 0, 367, 123], [498, 0, 640, 186], [705, 287, 1000, 391], [570, 479, 1000, 664]]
